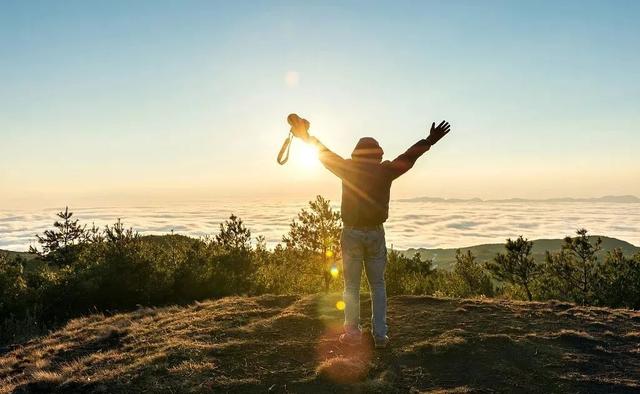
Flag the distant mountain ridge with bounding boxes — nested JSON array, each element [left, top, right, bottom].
[[401, 236, 640, 271], [397, 195, 640, 203]]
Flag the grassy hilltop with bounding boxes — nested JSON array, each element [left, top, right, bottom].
[[1, 294, 639, 393]]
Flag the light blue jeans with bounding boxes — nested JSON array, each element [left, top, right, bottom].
[[341, 226, 388, 338]]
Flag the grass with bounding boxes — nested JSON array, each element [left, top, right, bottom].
[[1, 294, 640, 393]]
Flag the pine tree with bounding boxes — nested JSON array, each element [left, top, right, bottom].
[[454, 250, 494, 297], [283, 195, 342, 292], [545, 229, 602, 305], [486, 236, 538, 301], [29, 206, 86, 266], [215, 214, 251, 251]]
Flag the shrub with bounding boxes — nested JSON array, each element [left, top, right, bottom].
[[542, 229, 602, 305], [386, 250, 436, 295], [486, 236, 538, 301], [450, 250, 494, 298], [282, 195, 342, 292], [594, 250, 640, 308]]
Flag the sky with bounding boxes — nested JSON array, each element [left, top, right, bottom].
[[1, 0, 639, 208]]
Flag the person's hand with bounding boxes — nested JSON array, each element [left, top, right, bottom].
[[287, 113, 311, 141], [425, 120, 451, 146]]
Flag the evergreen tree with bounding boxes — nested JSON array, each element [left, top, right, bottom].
[[487, 236, 538, 301], [453, 250, 494, 297], [386, 250, 434, 295], [283, 195, 342, 292], [215, 214, 251, 251], [212, 215, 253, 294], [0, 254, 27, 315], [593, 249, 640, 308], [29, 206, 86, 266], [544, 229, 601, 305]]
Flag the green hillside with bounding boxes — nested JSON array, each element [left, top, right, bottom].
[[0, 250, 36, 261], [402, 236, 640, 271]]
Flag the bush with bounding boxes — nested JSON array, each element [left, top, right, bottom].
[[283, 195, 342, 292], [486, 236, 538, 301], [541, 229, 602, 305], [450, 250, 494, 298], [386, 250, 436, 295], [594, 250, 640, 309], [0, 253, 45, 344]]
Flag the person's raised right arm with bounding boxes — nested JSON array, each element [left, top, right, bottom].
[[308, 136, 348, 179], [288, 113, 348, 179]]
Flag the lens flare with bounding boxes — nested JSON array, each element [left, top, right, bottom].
[[336, 300, 346, 310], [326, 250, 334, 258], [284, 70, 300, 87], [293, 143, 319, 168], [330, 265, 339, 278]]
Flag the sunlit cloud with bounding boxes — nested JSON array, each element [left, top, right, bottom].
[[1, 200, 639, 252]]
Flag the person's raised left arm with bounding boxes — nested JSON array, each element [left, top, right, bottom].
[[387, 120, 451, 179]]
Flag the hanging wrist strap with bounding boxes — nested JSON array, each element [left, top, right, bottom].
[[277, 131, 294, 165]]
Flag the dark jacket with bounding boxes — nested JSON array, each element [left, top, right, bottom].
[[317, 137, 431, 226]]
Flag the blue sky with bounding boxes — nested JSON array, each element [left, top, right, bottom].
[[1, 0, 639, 207]]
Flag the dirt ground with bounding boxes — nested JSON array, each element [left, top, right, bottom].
[[1, 294, 640, 393]]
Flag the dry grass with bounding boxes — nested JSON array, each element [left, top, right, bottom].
[[29, 371, 62, 384], [1, 294, 639, 393], [316, 356, 369, 384]]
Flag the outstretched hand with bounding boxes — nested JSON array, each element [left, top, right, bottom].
[[425, 120, 451, 146], [287, 113, 311, 141]]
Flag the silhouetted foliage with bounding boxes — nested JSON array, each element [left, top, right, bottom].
[[386, 250, 440, 295], [486, 236, 538, 301], [543, 229, 602, 305], [283, 195, 342, 292], [0, 254, 27, 315], [29, 207, 86, 266], [216, 214, 251, 251], [451, 250, 494, 298], [212, 215, 254, 294], [595, 250, 640, 309]]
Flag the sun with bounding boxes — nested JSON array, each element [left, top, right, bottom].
[[292, 142, 319, 169]]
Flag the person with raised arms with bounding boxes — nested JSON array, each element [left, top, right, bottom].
[[286, 114, 451, 348]]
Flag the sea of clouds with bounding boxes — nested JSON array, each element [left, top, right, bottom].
[[1, 200, 638, 252]]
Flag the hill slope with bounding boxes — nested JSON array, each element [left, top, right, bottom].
[[403, 236, 639, 270], [1, 294, 639, 393], [0, 250, 36, 261]]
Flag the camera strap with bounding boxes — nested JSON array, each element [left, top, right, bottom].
[[277, 131, 293, 165]]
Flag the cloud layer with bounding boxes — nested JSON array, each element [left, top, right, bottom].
[[1, 200, 638, 252]]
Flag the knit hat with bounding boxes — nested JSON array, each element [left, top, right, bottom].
[[351, 137, 384, 161]]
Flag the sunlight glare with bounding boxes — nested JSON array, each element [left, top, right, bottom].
[[292, 142, 319, 169], [336, 300, 346, 310]]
